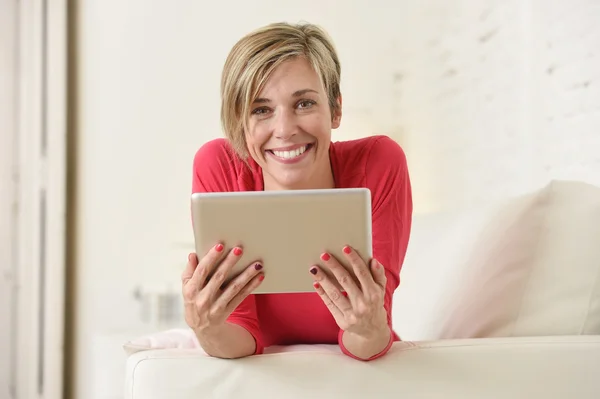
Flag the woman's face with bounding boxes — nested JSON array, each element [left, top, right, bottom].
[[244, 57, 342, 190]]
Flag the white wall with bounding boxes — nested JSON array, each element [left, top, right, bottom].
[[74, 0, 600, 397]]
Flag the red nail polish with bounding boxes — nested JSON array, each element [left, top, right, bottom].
[[342, 291, 348, 297], [258, 274, 265, 282], [320, 253, 330, 261], [310, 267, 318, 275], [215, 243, 224, 252], [254, 263, 262, 270], [343, 246, 351, 254], [313, 282, 320, 289], [233, 247, 242, 256]]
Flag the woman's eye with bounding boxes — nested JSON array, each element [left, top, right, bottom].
[[298, 100, 315, 109], [252, 107, 269, 115]]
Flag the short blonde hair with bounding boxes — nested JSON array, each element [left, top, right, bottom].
[[220, 22, 342, 159]]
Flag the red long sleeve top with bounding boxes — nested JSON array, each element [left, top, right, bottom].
[[192, 135, 412, 360]]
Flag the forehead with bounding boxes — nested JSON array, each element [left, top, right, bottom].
[[258, 57, 323, 97]]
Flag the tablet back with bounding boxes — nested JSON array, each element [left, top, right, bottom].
[[190, 188, 372, 294]]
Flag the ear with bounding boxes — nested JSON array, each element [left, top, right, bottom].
[[331, 94, 342, 129]]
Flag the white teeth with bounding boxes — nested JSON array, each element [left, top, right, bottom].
[[272, 145, 308, 159]]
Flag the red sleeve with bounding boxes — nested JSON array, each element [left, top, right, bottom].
[[338, 136, 413, 360], [192, 139, 265, 354]]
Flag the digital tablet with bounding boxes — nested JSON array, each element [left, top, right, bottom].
[[190, 188, 372, 294]]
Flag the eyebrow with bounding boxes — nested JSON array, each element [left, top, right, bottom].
[[253, 89, 319, 104]]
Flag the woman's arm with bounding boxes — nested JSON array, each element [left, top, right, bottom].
[[341, 136, 412, 360], [189, 140, 265, 358]]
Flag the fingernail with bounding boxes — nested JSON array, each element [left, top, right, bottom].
[[215, 243, 224, 252], [343, 245, 351, 254], [254, 263, 262, 270], [233, 247, 243, 256], [342, 291, 348, 297], [258, 275, 265, 282], [373, 259, 380, 269], [188, 253, 193, 262], [310, 267, 318, 275], [313, 282, 320, 289], [320, 252, 330, 261]]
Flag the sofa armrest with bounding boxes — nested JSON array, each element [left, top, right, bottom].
[[125, 335, 600, 399]]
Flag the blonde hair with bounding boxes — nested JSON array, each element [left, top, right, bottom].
[[220, 22, 342, 159]]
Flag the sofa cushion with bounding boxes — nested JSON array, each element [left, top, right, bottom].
[[393, 180, 600, 340], [125, 336, 600, 399]]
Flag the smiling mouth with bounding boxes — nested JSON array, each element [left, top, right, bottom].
[[266, 144, 313, 160]]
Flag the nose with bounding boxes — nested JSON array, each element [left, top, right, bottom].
[[272, 108, 297, 140]]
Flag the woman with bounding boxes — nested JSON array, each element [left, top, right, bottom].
[[181, 22, 412, 361]]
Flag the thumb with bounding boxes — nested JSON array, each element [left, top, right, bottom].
[[181, 252, 199, 283], [370, 258, 386, 288]]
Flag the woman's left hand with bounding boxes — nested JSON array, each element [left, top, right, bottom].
[[309, 245, 389, 340]]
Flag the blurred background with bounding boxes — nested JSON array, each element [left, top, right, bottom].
[[1, 0, 599, 398]]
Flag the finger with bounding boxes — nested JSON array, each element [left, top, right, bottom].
[[309, 265, 352, 312], [218, 261, 264, 306], [318, 251, 361, 299], [370, 258, 387, 289], [342, 245, 377, 294], [188, 243, 226, 290], [203, 246, 244, 293], [312, 280, 345, 320], [225, 272, 265, 315]]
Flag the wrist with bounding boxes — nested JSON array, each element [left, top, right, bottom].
[[340, 324, 392, 361], [193, 323, 224, 350], [347, 323, 391, 345], [195, 323, 223, 338], [194, 322, 257, 359]]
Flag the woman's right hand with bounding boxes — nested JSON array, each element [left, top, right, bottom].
[[181, 243, 264, 334]]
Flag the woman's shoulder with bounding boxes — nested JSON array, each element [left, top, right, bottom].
[[192, 138, 251, 193], [332, 135, 408, 177], [193, 138, 240, 176], [337, 135, 411, 215], [194, 137, 236, 160], [366, 135, 408, 174]]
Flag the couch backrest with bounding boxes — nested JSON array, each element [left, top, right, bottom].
[[392, 180, 600, 341]]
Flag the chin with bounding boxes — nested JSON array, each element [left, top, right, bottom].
[[267, 170, 310, 190]]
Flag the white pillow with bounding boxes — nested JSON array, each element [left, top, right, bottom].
[[393, 180, 600, 341], [123, 328, 200, 355]]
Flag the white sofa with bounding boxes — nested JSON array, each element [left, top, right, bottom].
[[123, 180, 600, 398]]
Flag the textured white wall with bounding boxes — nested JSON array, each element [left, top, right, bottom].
[[74, 0, 600, 397], [531, 0, 600, 188], [390, 0, 600, 211]]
